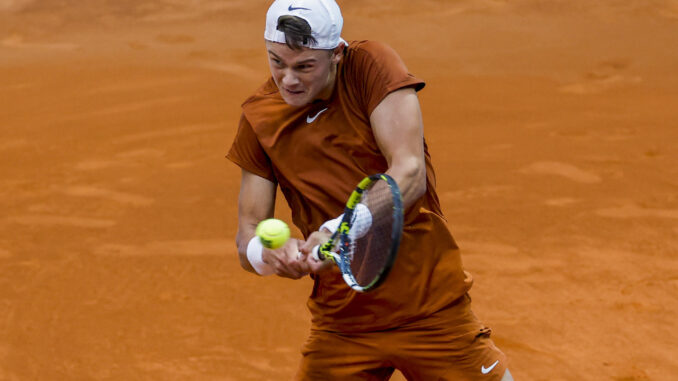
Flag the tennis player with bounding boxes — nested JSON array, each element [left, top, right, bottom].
[[227, 0, 514, 379]]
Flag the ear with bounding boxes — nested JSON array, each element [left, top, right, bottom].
[[330, 44, 344, 65]]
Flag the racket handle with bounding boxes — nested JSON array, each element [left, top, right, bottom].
[[311, 245, 323, 261]]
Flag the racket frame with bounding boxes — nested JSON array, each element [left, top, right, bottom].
[[316, 173, 403, 292]]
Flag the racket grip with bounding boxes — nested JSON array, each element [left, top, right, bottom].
[[311, 245, 323, 261]]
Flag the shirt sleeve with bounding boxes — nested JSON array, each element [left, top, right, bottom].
[[226, 113, 276, 182], [348, 41, 426, 117]]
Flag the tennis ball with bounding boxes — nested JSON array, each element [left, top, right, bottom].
[[256, 218, 290, 249]]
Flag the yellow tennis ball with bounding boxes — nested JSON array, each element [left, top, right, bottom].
[[256, 218, 290, 249]]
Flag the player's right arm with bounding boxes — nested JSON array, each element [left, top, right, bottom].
[[235, 168, 309, 278]]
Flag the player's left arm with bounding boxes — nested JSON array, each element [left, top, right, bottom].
[[370, 87, 426, 210]]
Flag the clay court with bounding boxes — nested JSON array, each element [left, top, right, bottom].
[[1, 1, 678, 380]]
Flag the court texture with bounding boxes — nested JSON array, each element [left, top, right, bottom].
[[1, 1, 677, 380]]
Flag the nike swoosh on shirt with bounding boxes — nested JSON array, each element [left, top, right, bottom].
[[306, 107, 328, 123], [481, 360, 499, 374], [288, 5, 311, 11]]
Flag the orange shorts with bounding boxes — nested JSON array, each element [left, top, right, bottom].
[[296, 294, 508, 381]]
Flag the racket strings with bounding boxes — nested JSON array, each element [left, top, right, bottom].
[[346, 180, 395, 287]]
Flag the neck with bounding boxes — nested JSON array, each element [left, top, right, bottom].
[[315, 63, 338, 101]]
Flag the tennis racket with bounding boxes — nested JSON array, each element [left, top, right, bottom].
[[312, 173, 403, 292]]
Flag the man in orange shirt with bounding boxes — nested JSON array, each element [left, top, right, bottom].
[[227, 0, 513, 379]]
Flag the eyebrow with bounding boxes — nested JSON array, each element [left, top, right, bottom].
[[267, 50, 317, 65]]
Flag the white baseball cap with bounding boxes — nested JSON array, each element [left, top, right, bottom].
[[264, 0, 347, 49]]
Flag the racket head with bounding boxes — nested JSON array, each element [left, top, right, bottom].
[[333, 173, 404, 292]]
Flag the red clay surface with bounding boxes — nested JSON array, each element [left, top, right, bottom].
[[2, 1, 678, 380]]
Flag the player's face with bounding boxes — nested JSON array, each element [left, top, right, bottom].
[[266, 41, 342, 107]]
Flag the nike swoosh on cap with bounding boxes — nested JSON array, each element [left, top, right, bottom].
[[288, 5, 311, 11]]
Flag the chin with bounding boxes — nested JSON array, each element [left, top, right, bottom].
[[282, 94, 311, 107]]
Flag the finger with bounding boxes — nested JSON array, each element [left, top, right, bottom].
[[296, 259, 312, 274], [308, 257, 332, 273], [282, 255, 309, 278], [283, 245, 300, 261], [300, 232, 329, 253], [285, 262, 306, 278], [282, 243, 309, 273], [286, 239, 306, 258], [299, 248, 324, 270], [303, 248, 326, 265], [273, 259, 305, 278], [275, 269, 304, 279], [261, 248, 281, 267], [263, 249, 302, 278], [299, 241, 313, 255], [297, 249, 309, 262]]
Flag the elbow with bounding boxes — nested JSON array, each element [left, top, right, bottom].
[[387, 154, 427, 208], [412, 164, 427, 200], [400, 158, 427, 200]]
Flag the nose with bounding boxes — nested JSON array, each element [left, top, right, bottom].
[[281, 69, 300, 88]]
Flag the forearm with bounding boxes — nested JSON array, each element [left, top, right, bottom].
[[235, 169, 276, 273], [236, 219, 259, 273]]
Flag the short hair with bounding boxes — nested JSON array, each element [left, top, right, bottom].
[[276, 15, 317, 50]]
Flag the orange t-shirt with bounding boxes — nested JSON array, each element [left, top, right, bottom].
[[228, 40, 472, 332]]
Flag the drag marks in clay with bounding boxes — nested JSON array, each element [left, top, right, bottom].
[[94, 239, 234, 257], [519, 161, 602, 183], [595, 202, 678, 219], [559, 59, 641, 95], [112, 123, 222, 145], [8, 215, 116, 229], [62, 186, 154, 207]]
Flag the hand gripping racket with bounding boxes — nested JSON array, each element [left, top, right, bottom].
[[312, 173, 404, 292]]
